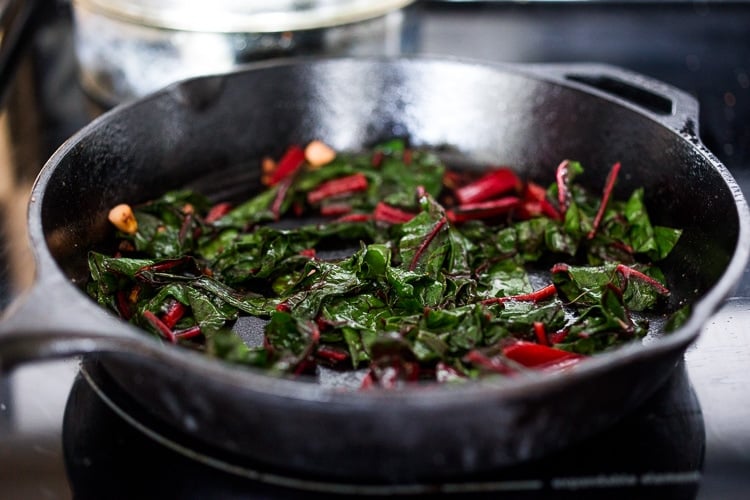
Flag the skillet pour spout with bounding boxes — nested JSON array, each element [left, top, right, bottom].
[[0, 56, 748, 482]]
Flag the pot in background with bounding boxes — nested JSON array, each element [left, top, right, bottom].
[[71, 0, 415, 106]]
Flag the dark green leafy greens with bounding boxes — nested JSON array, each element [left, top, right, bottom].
[[88, 140, 684, 388]]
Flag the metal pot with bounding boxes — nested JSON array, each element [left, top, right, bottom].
[[0, 57, 747, 485], [71, 0, 415, 105]]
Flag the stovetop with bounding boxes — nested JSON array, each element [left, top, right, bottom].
[[63, 357, 704, 499], [2, 1, 750, 499]]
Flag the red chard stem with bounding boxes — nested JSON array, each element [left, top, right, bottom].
[[143, 310, 176, 344], [374, 202, 415, 224], [268, 145, 305, 186], [447, 197, 520, 223], [162, 300, 187, 328], [481, 284, 557, 305], [455, 168, 521, 205], [533, 322, 549, 346], [175, 325, 202, 339], [502, 340, 584, 369], [307, 173, 369, 204], [271, 176, 294, 220], [204, 202, 233, 223], [615, 264, 670, 295], [335, 213, 372, 223], [588, 161, 621, 239]]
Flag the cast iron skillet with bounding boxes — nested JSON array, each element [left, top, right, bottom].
[[0, 57, 748, 484]]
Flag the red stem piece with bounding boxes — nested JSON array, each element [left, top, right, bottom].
[[588, 161, 621, 239], [610, 240, 635, 256], [268, 145, 305, 186], [316, 345, 350, 363], [205, 202, 233, 223], [175, 325, 202, 339], [464, 350, 515, 375], [551, 263, 569, 274], [447, 196, 521, 223], [271, 176, 294, 220], [481, 284, 557, 305], [162, 300, 187, 329], [521, 182, 562, 221], [549, 329, 569, 344], [533, 322, 549, 346], [299, 248, 317, 258], [502, 341, 584, 369], [359, 371, 375, 390], [275, 302, 291, 312], [403, 149, 413, 165], [371, 151, 384, 168], [137, 256, 192, 274], [409, 216, 447, 271], [374, 202, 415, 224], [335, 213, 372, 223], [454, 168, 521, 205], [116, 291, 132, 320], [320, 203, 352, 216], [143, 310, 176, 344], [615, 264, 670, 296], [307, 173, 369, 204]]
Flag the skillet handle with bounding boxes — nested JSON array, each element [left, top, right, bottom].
[[528, 63, 701, 136], [0, 274, 142, 373]]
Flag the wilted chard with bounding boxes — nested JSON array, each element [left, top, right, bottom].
[[87, 139, 684, 389]]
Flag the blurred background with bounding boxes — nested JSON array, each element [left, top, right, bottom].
[[1, 1, 749, 498]]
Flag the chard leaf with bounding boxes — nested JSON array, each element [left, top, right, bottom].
[[513, 219, 547, 261], [624, 188, 659, 255], [283, 261, 364, 318], [206, 330, 269, 366], [264, 311, 315, 358], [212, 187, 277, 228], [185, 286, 238, 337], [552, 263, 617, 306], [477, 258, 531, 299], [343, 326, 376, 366], [665, 304, 691, 332], [491, 300, 566, 339], [652, 226, 683, 261], [353, 243, 392, 280], [413, 330, 450, 362]]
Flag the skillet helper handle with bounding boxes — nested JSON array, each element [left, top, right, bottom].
[[0, 276, 139, 372], [531, 63, 700, 135]]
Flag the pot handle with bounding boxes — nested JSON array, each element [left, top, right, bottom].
[[526, 63, 700, 136], [0, 273, 144, 372]]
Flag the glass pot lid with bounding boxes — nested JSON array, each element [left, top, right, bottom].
[[72, 0, 416, 33]]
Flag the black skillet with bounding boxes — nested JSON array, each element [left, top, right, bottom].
[[0, 57, 748, 484]]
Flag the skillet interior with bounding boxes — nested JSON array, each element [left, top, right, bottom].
[[36, 58, 745, 481]]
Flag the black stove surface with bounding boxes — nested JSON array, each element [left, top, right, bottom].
[[2, 1, 750, 499], [64, 358, 704, 499]]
